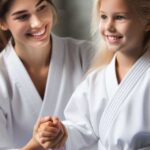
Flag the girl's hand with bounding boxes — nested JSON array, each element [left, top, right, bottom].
[[33, 116, 64, 149], [33, 116, 54, 148], [49, 122, 68, 149], [39, 122, 68, 149]]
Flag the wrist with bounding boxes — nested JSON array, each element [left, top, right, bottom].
[[20, 138, 44, 150]]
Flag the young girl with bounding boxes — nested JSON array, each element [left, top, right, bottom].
[[35, 0, 150, 149], [0, 0, 95, 149]]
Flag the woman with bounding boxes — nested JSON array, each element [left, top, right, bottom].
[[0, 0, 95, 149]]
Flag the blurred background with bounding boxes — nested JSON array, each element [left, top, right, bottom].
[[52, 0, 93, 40]]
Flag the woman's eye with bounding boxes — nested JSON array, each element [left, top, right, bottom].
[[16, 14, 29, 21], [37, 5, 47, 11]]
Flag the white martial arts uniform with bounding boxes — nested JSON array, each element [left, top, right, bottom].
[[0, 34, 95, 150], [63, 49, 150, 150]]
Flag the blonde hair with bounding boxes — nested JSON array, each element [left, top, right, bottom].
[[90, 0, 150, 71]]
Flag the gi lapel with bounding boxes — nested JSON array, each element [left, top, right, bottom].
[[99, 50, 150, 143], [4, 41, 42, 117], [39, 34, 65, 117]]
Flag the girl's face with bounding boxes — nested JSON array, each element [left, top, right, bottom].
[[99, 0, 147, 56], [2, 0, 53, 50]]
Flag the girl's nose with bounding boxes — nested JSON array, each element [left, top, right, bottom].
[[105, 19, 116, 32], [30, 15, 42, 28]]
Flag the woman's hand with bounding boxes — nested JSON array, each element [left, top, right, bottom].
[[33, 116, 67, 149]]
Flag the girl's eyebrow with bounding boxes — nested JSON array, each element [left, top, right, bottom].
[[100, 10, 129, 15], [11, 0, 44, 16]]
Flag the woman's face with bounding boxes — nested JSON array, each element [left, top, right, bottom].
[[2, 0, 53, 50]]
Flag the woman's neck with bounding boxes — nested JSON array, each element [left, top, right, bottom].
[[15, 42, 51, 71]]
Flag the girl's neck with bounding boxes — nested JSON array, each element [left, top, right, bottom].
[[115, 49, 145, 83]]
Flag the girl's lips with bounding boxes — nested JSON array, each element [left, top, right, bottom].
[[106, 35, 123, 44]]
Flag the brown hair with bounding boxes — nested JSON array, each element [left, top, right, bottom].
[[0, 0, 57, 51]]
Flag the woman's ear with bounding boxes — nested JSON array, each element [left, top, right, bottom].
[[145, 23, 150, 32], [0, 21, 8, 31]]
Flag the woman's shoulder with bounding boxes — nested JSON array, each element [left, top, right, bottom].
[[0, 44, 11, 94], [52, 33, 95, 53], [0, 60, 10, 105]]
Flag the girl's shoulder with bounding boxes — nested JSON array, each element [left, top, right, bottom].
[[81, 66, 106, 87]]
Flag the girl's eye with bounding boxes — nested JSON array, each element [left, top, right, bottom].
[[115, 15, 126, 20], [15, 14, 29, 21], [100, 14, 107, 20], [37, 5, 47, 11]]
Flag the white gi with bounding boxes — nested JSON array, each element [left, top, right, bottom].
[[63, 49, 150, 150], [0, 34, 95, 150]]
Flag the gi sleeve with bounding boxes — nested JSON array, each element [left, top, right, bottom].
[[79, 40, 96, 73], [0, 90, 19, 150], [63, 78, 99, 150]]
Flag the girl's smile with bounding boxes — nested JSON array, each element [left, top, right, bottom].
[[99, 0, 147, 56], [105, 34, 123, 45]]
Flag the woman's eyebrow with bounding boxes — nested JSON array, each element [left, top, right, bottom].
[[11, 10, 27, 16], [11, 0, 45, 16], [36, 0, 44, 7]]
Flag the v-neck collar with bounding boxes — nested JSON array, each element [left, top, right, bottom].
[[39, 34, 65, 117], [101, 49, 150, 143], [105, 50, 150, 100], [3, 34, 65, 117], [105, 55, 119, 100]]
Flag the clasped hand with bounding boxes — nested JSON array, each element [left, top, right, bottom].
[[33, 116, 68, 149]]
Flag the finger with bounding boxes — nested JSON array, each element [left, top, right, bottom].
[[50, 123, 68, 149], [39, 124, 60, 135], [34, 116, 52, 131], [51, 117, 61, 127], [39, 136, 56, 143], [56, 123, 68, 148], [50, 127, 65, 148], [40, 130, 64, 149], [39, 121, 52, 130], [38, 139, 53, 149], [38, 130, 59, 139], [39, 116, 53, 124]]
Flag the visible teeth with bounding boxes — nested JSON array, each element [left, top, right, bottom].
[[108, 35, 121, 39], [109, 36, 117, 40], [32, 29, 45, 36]]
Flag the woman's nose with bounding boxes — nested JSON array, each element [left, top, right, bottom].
[[30, 15, 42, 28]]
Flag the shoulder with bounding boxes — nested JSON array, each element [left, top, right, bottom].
[[86, 67, 106, 84], [0, 47, 11, 102], [52, 34, 95, 54], [76, 67, 106, 92]]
